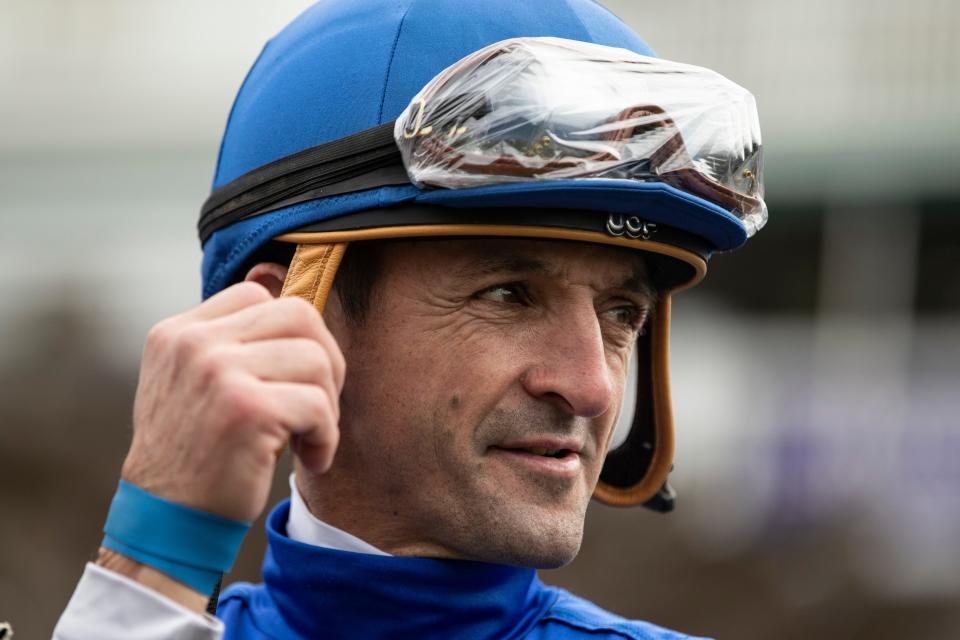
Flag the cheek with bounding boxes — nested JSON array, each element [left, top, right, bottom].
[[428, 346, 535, 472], [347, 308, 547, 459], [420, 314, 537, 397], [342, 326, 495, 458]]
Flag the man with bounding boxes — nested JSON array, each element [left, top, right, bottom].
[[55, 0, 766, 637]]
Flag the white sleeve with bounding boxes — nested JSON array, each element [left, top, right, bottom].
[[53, 563, 224, 640]]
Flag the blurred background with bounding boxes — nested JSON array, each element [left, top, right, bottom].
[[1, 1, 958, 638]]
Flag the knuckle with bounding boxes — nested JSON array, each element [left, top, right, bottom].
[[314, 341, 344, 388], [307, 388, 337, 426], [279, 294, 310, 312], [145, 317, 176, 352], [282, 296, 323, 331], [174, 324, 208, 362], [313, 388, 333, 415], [302, 340, 331, 372], [216, 375, 264, 421], [194, 345, 231, 384]]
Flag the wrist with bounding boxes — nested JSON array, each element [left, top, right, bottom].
[[101, 480, 251, 597], [96, 547, 209, 613]]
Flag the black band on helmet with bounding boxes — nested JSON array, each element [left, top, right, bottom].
[[199, 122, 407, 245]]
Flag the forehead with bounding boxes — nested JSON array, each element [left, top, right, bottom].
[[381, 237, 650, 291]]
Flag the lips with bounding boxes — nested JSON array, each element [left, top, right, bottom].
[[523, 446, 570, 458], [490, 437, 584, 477], [496, 437, 583, 455]]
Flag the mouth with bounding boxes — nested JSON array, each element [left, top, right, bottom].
[[489, 439, 583, 478]]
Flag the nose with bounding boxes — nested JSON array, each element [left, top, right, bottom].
[[520, 302, 616, 419]]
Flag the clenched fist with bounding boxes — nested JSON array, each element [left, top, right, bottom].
[[120, 281, 345, 523]]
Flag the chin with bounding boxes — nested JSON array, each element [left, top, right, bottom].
[[452, 506, 587, 569], [489, 529, 583, 569]]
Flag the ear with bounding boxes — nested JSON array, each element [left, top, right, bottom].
[[244, 262, 289, 298]]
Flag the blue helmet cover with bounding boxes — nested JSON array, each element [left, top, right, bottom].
[[201, 0, 747, 298]]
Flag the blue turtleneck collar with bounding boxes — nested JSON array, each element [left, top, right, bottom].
[[226, 500, 560, 639]]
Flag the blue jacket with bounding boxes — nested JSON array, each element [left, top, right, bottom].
[[217, 501, 708, 639]]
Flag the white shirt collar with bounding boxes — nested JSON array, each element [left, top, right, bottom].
[[286, 473, 391, 556]]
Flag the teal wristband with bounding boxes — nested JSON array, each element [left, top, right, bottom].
[[101, 480, 251, 595]]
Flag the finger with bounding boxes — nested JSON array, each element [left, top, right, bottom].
[[307, 312, 346, 392], [183, 281, 274, 322], [275, 296, 347, 392], [207, 296, 326, 344], [209, 297, 346, 391], [263, 381, 341, 472], [225, 339, 341, 399], [263, 381, 340, 447]]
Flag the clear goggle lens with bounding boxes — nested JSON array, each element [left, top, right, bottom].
[[395, 37, 766, 236]]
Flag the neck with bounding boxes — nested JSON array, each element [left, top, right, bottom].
[[294, 464, 462, 559]]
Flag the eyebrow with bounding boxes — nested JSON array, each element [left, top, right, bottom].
[[620, 269, 658, 307], [458, 256, 551, 278], [455, 253, 657, 305]]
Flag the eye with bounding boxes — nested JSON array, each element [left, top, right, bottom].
[[601, 303, 647, 333], [476, 283, 529, 305]]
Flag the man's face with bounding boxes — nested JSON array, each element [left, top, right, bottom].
[[311, 238, 653, 568]]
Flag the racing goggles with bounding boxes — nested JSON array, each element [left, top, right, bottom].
[[397, 37, 766, 235], [199, 37, 766, 248]]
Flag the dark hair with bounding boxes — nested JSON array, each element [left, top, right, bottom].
[[330, 241, 383, 324]]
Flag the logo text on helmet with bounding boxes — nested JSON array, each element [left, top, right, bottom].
[[605, 214, 657, 240]]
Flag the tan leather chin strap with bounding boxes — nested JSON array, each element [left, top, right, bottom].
[[274, 242, 347, 460], [593, 294, 675, 506], [280, 242, 349, 312]]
